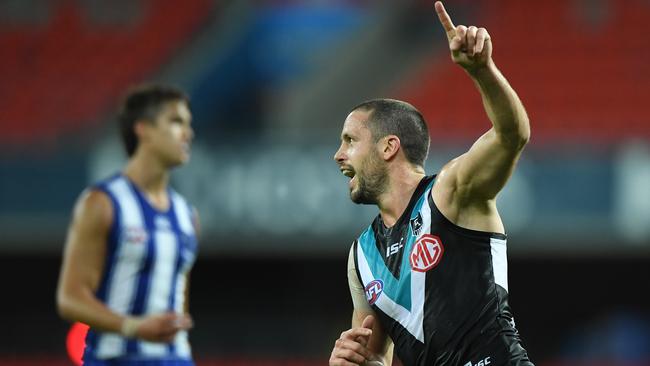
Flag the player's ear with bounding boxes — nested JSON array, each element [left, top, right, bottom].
[[381, 135, 401, 161], [134, 119, 151, 141]]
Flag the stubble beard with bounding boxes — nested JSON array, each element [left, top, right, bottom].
[[350, 151, 388, 205]]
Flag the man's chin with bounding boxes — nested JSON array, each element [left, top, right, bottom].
[[167, 156, 189, 168], [350, 191, 375, 205], [350, 188, 360, 203]]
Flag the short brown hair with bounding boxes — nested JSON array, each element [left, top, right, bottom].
[[117, 84, 189, 156], [351, 99, 430, 167]]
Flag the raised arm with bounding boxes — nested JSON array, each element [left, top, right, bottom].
[[56, 189, 191, 342], [433, 1, 530, 212]]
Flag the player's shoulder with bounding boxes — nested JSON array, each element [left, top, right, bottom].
[[67, 188, 114, 234], [169, 188, 198, 218], [431, 155, 465, 206], [355, 219, 379, 251], [168, 187, 200, 234], [75, 188, 113, 217], [361, 216, 379, 237], [73, 173, 124, 222], [169, 187, 193, 206], [434, 156, 463, 188]]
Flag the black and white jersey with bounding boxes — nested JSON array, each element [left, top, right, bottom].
[[351, 175, 533, 366]]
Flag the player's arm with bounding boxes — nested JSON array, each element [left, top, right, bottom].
[[433, 1, 530, 207], [183, 207, 201, 315], [183, 272, 192, 315], [56, 189, 191, 342], [56, 190, 125, 333], [329, 246, 394, 366], [350, 310, 394, 366]]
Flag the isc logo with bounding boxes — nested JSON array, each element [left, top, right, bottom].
[[385, 238, 404, 258], [409, 234, 444, 272], [364, 279, 384, 305]]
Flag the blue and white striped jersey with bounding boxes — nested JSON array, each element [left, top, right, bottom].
[[84, 174, 198, 362]]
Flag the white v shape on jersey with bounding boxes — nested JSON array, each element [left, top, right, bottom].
[[348, 175, 533, 366]]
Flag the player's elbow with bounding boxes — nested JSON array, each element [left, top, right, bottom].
[[499, 123, 530, 152], [517, 125, 530, 149], [517, 115, 531, 148], [56, 287, 79, 322], [56, 292, 72, 321]]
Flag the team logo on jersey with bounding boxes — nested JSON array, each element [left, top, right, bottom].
[[364, 279, 384, 305], [123, 227, 148, 245], [155, 215, 171, 231], [410, 213, 423, 236], [409, 234, 444, 272]]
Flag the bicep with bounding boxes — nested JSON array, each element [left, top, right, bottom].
[[454, 127, 524, 201], [58, 190, 112, 299]]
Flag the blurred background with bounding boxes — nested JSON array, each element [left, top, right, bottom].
[[1, 0, 649, 365]]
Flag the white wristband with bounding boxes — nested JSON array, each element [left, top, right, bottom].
[[120, 317, 143, 338]]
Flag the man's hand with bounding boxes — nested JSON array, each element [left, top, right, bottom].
[[435, 1, 493, 72], [132, 312, 193, 343], [329, 315, 383, 366]]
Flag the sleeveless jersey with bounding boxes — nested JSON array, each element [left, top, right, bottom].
[[352, 175, 533, 366], [83, 174, 198, 363]]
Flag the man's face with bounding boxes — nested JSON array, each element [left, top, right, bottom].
[[334, 110, 388, 204], [144, 100, 193, 167]]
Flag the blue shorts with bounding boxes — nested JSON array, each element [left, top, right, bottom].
[[83, 359, 194, 366]]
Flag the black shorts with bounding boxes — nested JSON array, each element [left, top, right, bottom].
[[459, 320, 534, 366]]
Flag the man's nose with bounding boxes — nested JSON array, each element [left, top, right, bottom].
[[333, 146, 344, 162]]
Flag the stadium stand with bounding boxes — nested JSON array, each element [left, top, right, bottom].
[[401, 0, 650, 144], [0, 0, 213, 145]]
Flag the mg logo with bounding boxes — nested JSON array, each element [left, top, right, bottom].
[[409, 234, 444, 272], [364, 279, 384, 305]]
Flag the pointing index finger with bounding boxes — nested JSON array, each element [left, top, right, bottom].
[[434, 1, 456, 40]]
